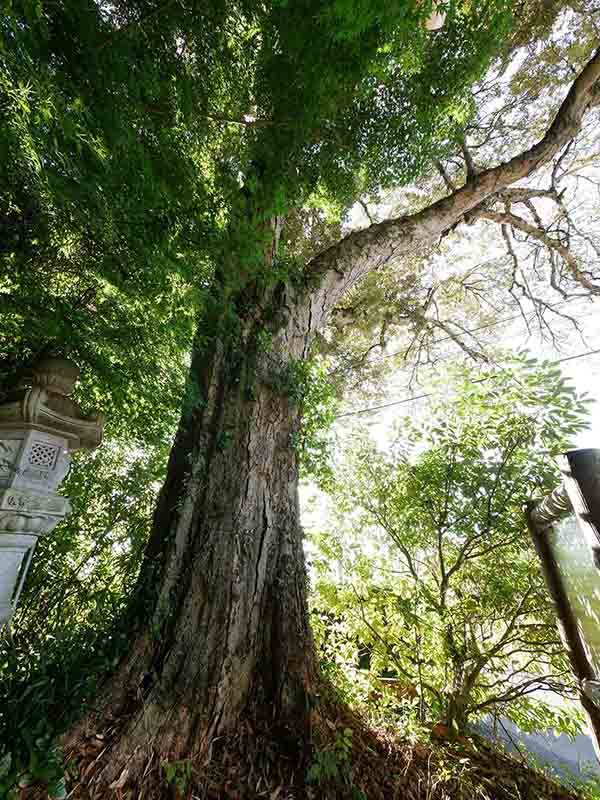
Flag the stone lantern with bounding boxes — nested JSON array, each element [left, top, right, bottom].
[[0, 358, 105, 626]]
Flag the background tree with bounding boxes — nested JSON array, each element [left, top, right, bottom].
[[1, 0, 600, 797], [312, 360, 590, 736]]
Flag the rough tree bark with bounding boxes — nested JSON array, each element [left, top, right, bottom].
[[64, 278, 324, 795], [63, 48, 600, 798]]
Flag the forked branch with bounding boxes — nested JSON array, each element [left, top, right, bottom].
[[481, 209, 600, 296]]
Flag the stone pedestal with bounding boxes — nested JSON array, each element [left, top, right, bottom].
[[0, 488, 71, 623], [0, 358, 104, 625]]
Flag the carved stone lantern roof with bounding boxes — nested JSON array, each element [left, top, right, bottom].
[[0, 357, 105, 450]]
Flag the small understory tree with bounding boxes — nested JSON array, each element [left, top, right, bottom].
[[312, 360, 590, 736]]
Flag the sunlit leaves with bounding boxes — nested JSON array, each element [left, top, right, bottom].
[[311, 359, 587, 734]]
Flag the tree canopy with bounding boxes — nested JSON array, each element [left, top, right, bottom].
[[1, 0, 582, 419], [1, 1, 600, 798]]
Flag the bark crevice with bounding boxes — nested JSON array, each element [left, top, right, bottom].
[[63, 326, 316, 795]]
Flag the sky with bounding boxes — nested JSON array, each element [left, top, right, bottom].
[[331, 298, 600, 451]]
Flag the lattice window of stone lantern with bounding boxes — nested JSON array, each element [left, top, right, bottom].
[[28, 441, 60, 470]]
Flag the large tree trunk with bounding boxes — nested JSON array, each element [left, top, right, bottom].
[[64, 284, 318, 796], [61, 50, 600, 797]]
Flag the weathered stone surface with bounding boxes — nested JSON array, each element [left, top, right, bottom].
[[0, 358, 104, 625], [0, 533, 38, 624], [0, 489, 70, 624]]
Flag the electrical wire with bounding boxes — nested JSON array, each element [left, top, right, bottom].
[[335, 347, 600, 419]]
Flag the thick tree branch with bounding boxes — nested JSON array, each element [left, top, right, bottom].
[[301, 48, 600, 335]]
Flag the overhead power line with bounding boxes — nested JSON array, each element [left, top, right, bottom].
[[335, 347, 600, 420]]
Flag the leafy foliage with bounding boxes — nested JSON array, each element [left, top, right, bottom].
[[307, 726, 366, 800], [311, 358, 591, 735], [0, 0, 597, 796], [1, 0, 518, 389], [163, 759, 194, 797], [282, 358, 338, 487], [0, 442, 166, 796]]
